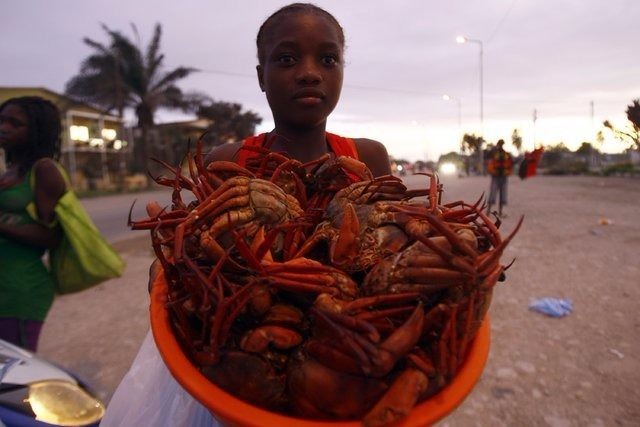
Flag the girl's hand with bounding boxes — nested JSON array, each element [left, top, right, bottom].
[[148, 258, 162, 293]]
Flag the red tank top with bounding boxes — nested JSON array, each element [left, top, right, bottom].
[[236, 132, 359, 167]]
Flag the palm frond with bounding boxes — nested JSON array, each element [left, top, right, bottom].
[[160, 88, 211, 112], [146, 23, 164, 78], [82, 37, 110, 54], [150, 67, 198, 93]]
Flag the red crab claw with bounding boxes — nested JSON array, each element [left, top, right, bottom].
[[476, 215, 524, 275], [330, 202, 361, 268], [362, 367, 430, 427], [308, 303, 425, 378]]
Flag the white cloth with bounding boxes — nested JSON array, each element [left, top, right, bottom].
[[100, 331, 219, 427]]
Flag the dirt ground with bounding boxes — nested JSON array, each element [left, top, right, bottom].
[[38, 174, 640, 426]]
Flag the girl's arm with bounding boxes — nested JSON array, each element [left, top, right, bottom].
[[354, 138, 393, 178], [0, 159, 66, 249], [0, 222, 62, 249], [33, 159, 66, 225]]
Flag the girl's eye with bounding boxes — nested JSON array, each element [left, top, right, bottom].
[[322, 55, 339, 66], [277, 54, 296, 65]]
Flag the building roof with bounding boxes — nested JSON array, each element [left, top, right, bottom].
[[155, 118, 213, 130], [0, 86, 123, 120]]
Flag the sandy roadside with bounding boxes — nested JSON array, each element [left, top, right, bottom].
[[37, 174, 640, 426]]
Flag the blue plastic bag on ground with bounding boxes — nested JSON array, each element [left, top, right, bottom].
[[528, 298, 573, 318]]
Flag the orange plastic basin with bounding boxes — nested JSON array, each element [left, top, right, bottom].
[[150, 272, 490, 427]]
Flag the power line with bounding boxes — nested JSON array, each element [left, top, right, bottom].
[[344, 84, 441, 98], [197, 68, 255, 79], [486, 0, 519, 43]]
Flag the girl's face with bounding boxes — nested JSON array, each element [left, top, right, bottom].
[[0, 104, 29, 152], [257, 12, 344, 131]]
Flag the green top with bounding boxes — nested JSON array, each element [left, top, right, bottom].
[[0, 171, 55, 321]]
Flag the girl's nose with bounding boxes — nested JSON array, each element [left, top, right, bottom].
[[296, 59, 322, 85]]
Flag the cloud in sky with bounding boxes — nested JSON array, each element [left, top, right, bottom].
[[3, 0, 639, 160]]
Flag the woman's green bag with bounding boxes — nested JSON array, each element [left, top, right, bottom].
[[27, 162, 125, 294]]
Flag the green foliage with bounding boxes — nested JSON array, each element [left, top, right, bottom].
[[544, 160, 590, 176], [626, 99, 640, 128], [601, 162, 639, 176], [575, 142, 600, 156], [197, 101, 262, 147], [539, 143, 570, 169], [460, 133, 484, 154], [511, 129, 522, 153], [545, 143, 571, 153]]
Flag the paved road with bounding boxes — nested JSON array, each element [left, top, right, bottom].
[[81, 188, 173, 243]]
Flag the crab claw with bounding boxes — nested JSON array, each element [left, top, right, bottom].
[[330, 202, 361, 268], [369, 303, 424, 377]]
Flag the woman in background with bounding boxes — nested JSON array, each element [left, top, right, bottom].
[[0, 96, 66, 351]]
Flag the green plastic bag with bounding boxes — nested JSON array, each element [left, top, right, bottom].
[[28, 162, 125, 294]]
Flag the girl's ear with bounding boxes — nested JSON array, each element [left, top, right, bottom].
[[256, 65, 265, 92]]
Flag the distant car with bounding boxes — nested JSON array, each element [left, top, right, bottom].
[[0, 339, 105, 427]]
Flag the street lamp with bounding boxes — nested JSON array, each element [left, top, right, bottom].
[[456, 35, 484, 173]]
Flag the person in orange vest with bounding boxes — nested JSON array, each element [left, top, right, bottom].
[[486, 139, 513, 217]]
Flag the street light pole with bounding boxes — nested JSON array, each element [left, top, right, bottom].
[[456, 35, 484, 174]]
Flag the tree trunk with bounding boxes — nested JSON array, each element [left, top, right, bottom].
[[134, 104, 154, 175]]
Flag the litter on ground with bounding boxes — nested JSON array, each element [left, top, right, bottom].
[[528, 297, 573, 318]]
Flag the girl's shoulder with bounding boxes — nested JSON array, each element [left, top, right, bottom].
[[353, 138, 391, 177], [32, 158, 66, 196]]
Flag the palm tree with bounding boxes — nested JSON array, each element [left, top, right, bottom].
[[66, 23, 208, 172], [511, 129, 523, 154], [602, 98, 640, 152], [626, 99, 640, 129], [197, 101, 262, 147], [460, 133, 485, 173]]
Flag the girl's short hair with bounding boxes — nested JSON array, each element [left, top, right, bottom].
[[256, 3, 345, 65]]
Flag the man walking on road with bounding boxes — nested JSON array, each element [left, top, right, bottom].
[[486, 139, 513, 217]]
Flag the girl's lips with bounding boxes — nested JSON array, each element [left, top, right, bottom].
[[292, 88, 325, 106], [295, 96, 323, 106]]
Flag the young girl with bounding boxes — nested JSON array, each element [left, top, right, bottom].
[[205, 2, 392, 175], [102, 4, 391, 425], [0, 96, 66, 351]]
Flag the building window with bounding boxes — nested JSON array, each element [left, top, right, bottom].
[[89, 138, 105, 148], [101, 128, 117, 140], [70, 125, 89, 141]]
